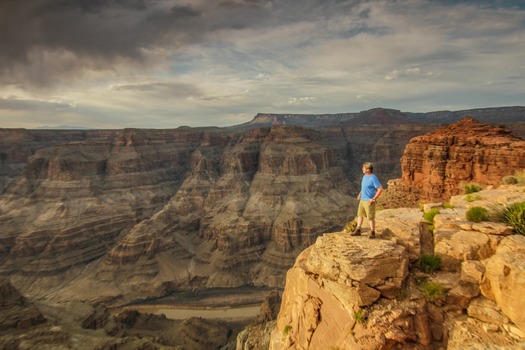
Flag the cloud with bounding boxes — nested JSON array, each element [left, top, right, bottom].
[[288, 97, 317, 105], [0, 94, 76, 111], [109, 81, 202, 99], [385, 67, 438, 80], [0, 0, 524, 128]]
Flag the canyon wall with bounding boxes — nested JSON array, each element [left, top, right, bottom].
[[0, 122, 431, 304]]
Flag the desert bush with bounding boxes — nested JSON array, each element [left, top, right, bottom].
[[419, 253, 442, 273], [463, 182, 482, 194], [283, 324, 292, 335], [503, 201, 525, 235], [501, 175, 518, 185], [443, 202, 454, 209], [423, 208, 440, 224], [465, 194, 482, 202], [466, 206, 489, 223], [419, 282, 445, 302], [354, 308, 366, 324], [515, 170, 525, 185]]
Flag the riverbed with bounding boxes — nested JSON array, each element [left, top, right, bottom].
[[121, 304, 262, 320], [114, 286, 281, 320]]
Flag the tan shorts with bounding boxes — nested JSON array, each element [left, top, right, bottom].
[[357, 200, 376, 221]]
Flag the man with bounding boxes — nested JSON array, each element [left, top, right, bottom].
[[351, 162, 383, 239]]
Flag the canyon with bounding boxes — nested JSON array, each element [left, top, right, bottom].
[[0, 106, 524, 349]]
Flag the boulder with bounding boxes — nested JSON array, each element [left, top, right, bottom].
[[269, 233, 409, 349], [481, 235, 525, 334]]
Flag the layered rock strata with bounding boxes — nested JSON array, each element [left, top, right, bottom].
[[391, 117, 525, 204], [1, 119, 438, 303], [0, 278, 71, 348]]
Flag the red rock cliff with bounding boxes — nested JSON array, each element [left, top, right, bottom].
[[398, 117, 525, 203]]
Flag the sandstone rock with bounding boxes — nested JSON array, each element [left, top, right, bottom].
[[397, 117, 525, 203], [461, 260, 485, 284], [481, 235, 525, 334], [446, 318, 525, 350], [269, 233, 409, 349], [423, 202, 443, 212], [375, 208, 423, 262], [253, 290, 281, 325], [468, 296, 509, 325], [237, 320, 276, 350], [448, 282, 480, 308], [459, 222, 514, 236], [434, 229, 497, 272]]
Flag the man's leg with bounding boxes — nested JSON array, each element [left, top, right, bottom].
[[351, 216, 362, 235], [369, 204, 376, 239]]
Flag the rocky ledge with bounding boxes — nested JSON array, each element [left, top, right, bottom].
[[265, 185, 525, 350]]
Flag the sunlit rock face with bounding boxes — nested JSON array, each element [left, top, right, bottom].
[[269, 186, 525, 350], [397, 117, 525, 203]]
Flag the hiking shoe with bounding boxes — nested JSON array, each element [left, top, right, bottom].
[[369, 231, 376, 239], [350, 228, 361, 236]]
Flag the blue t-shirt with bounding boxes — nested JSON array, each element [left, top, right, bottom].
[[361, 174, 382, 200]]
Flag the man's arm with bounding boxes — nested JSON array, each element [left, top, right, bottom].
[[370, 186, 383, 202]]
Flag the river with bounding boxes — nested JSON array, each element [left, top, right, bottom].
[[117, 304, 261, 320]]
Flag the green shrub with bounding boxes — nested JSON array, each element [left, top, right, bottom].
[[501, 175, 518, 185], [466, 206, 489, 223], [515, 170, 525, 185], [283, 324, 292, 335], [419, 282, 445, 302], [463, 183, 482, 194], [423, 208, 440, 224], [465, 194, 482, 202], [354, 308, 366, 324], [420, 254, 442, 273], [503, 201, 525, 235], [443, 202, 454, 209]]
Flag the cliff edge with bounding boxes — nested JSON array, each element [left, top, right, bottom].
[[267, 185, 525, 349]]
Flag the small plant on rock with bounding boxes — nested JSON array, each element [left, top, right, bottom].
[[419, 253, 442, 273], [501, 175, 518, 185], [515, 170, 525, 185], [463, 182, 482, 194], [465, 193, 482, 202], [283, 324, 292, 335], [423, 208, 440, 233], [503, 201, 525, 235], [419, 281, 446, 303], [443, 202, 454, 209], [354, 308, 366, 324], [466, 206, 489, 223], [423, 208, 440, 224]]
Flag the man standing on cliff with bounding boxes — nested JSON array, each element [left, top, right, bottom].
[[351, 162, 383, 239]]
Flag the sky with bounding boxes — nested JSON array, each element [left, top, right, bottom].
[[0, 0, 524, 129]]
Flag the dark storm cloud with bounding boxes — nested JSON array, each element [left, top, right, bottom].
[[0, 0, 275, 87], [0, 0, 351, 67]]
